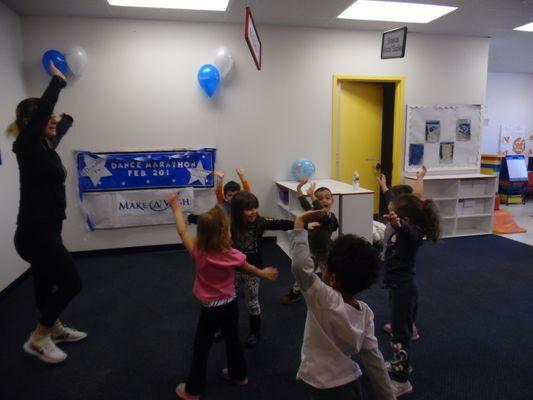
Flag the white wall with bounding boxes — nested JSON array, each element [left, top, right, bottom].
[[483, 72, 533, 154], [20, 16, 489, 252], [0, 2, 28, 291]]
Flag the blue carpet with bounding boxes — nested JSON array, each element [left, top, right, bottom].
[[0, 235, 532, 400]]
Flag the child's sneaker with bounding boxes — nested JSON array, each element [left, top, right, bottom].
[[245, 332, 260, 348], [213, 328, 223, 343], [175, 383, 200, 400], [391, 379, 413, 397], [23, 334, 67, 364], [51, 326, 87, 343], [281, 288, 302, 305], [383, 323, 420, 340], [221, 368, 248, 385]]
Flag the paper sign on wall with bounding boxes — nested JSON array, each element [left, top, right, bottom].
[[381, 27, 407, 59]]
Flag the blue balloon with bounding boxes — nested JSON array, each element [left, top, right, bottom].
[[42, 50, 68, 76], [291, 159, 316, 181], [197, 64, 220, 98]]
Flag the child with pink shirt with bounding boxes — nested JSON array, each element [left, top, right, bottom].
[[167, 193, 278, 400]]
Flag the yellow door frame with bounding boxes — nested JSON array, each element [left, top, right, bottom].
[[332, 75, 405, 186]]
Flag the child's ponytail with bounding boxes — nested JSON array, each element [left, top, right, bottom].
[[421, 199, 441, 243], [392, 194, 441, 243]]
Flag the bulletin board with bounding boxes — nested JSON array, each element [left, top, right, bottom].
[[404, 105, 483, 173]]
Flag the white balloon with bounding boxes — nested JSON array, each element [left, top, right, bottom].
[[213, 46, 234, 79], [66, 46, 88, 76]]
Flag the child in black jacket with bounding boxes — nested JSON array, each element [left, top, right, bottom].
[[282, 179, 339, 305]]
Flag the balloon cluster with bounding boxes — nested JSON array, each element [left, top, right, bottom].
[[197, 46, 234, 98], [42, 46, 88, 77]]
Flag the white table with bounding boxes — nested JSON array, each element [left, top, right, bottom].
[[275, 179, 374, 255]]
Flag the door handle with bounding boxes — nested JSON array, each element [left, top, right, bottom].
[[375, 163, 381, 170]]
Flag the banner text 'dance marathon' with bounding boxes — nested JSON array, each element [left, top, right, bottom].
[[76, 148, 216, 192]]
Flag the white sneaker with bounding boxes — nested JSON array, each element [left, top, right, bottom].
[[391, 380, 413, 397], [23, 335, 67, 364], [51, 326, 87, 343]]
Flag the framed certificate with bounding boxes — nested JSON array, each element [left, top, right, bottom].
[[381, 26, 407, 59], [245, 6, 262, 70]]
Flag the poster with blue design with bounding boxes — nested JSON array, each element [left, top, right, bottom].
[[76, 148, 217, 229], [77, 148, 216, 191]]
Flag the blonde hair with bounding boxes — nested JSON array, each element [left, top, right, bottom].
[[196, 206, 232, 253], [7, 97, 41, 140], [6, 121, 19, 138]]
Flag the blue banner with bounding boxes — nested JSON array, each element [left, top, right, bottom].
[[77, 148, 216, 192]]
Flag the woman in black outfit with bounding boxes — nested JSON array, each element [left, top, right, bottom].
[[9, 62, 85, 364]]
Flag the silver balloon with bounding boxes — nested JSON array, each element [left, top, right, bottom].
[[66, 46, 88, 76], [213, 46, 234, 79]]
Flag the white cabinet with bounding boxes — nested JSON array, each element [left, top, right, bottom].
[[404, 174, 498, 238], [275, 179, 374, 256]]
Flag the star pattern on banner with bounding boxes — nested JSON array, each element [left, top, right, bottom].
[[187, 160, 211, 185], [80, 154, 113, 187]]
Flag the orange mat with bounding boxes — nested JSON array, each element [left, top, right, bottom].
[[492, 210, 527, 234]]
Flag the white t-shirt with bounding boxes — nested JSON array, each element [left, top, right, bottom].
[[297, 278, 378, 389]]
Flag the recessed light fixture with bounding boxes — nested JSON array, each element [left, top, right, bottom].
[[514, 22, 533, 32], [338, 0, 457, 23], [107, 0, 230, 12]]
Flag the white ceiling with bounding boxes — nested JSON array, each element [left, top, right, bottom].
[[3, 0, 533, 73]]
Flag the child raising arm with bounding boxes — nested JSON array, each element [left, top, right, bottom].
[[291, 210, 395, 400], [167, 193, 277, 400]]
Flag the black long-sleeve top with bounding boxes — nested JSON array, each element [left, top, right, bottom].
[[12, 76, 73, 227], [298, 195, 339, 258], [383, 219, 423, 286], [232, 217, 294, 267]]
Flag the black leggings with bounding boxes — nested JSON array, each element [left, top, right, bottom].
[[14, 224, 82, 328], [389, 283, 418, 351], [186, 299, 247, 395]]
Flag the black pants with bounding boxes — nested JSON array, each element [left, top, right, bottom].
[[186, 299, 247, 395], [14, 224, 82, 328], [303, 379, 362, 400], [389, 283, 418, 351]]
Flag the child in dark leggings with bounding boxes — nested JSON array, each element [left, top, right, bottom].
[[378, 166, 426, 340], [230, 191, 297, 348], [167, 194, 278, 400], [382, 194, 440, 397]]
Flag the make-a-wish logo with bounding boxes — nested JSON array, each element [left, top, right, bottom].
[[118, 200, 170, 213], [149, 199, 170, 212]]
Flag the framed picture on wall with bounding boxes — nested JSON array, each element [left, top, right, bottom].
[[381, 26, 407, 59], [244, 6, 262, 70]]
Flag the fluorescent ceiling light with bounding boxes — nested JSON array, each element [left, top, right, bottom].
[[107, 0, 229, 11], [514, 22, 533, 32], [338, 0, 457, 23]]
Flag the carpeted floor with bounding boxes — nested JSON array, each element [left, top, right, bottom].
[[0, 235, 532, 400]]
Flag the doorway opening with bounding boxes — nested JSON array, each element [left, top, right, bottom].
[[332, 75, 405, 216]]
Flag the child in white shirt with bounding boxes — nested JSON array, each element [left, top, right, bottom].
[[290, 210, 395, 400]]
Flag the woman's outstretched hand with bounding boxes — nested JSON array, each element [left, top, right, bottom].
[[49, 61, 66, 82]]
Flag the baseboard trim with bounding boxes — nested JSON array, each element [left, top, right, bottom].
[[0, 269, 31, 302], [70, 236, 277, 258], [1, 237, 279, 300]]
